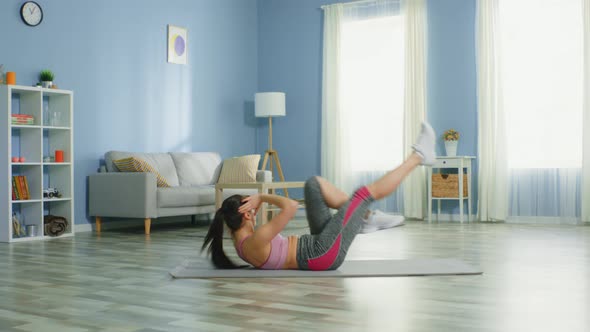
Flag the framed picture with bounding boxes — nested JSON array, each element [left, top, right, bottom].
[[168, 25, 187, 65]]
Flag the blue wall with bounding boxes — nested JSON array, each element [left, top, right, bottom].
[[1, 0, 481, 226], [257, 0, 478, 215], [1, 0, 259, 225]]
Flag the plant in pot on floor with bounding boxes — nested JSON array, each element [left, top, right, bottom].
[[39, 69, 54, 88], [443, 129, 459, 157]]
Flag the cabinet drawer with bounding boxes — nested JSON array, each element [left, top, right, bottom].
[[433, 158, 463, 168]]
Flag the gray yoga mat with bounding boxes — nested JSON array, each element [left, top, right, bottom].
[[170, 258, 482, 278]]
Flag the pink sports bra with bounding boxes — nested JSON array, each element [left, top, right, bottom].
[[236, 233, 289, 270]]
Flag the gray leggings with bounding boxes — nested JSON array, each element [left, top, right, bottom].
[[296, 177, 375, 270]]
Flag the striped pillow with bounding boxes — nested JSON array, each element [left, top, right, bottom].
[[217, 155, 261, 184], [113, 157, 171, 187]]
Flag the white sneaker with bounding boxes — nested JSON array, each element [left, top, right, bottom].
[[412, 122, 436, 166], [361, 210, 405, 234]]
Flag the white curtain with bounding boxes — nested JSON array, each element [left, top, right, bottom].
[[477, 0, 587, 224], [321, 4, 349, 192], [322, 0, 403, 211], [321, 0, 427, 215], [584, 0, 590, 223], [476, 0, 509, 222], [402, 0, 428, 219]]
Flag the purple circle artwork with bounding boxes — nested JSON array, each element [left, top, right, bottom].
[[175, 36, 185, 56]]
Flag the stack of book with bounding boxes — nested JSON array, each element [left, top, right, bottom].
[[11, 114, 34, 125], [12, 176, 31, 200]]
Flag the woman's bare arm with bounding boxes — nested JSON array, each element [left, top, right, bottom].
[[239, 194, 298, 243]]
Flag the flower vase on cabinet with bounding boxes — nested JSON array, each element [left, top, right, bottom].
[[442, 129, 460, 157], [445, 140, 458, 157]]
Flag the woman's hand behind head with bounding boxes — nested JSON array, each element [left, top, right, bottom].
[[238, 195, 262, 214]]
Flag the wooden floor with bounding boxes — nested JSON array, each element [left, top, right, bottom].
[[0, 220, 588, 332]]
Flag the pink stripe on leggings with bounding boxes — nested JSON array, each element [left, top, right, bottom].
[[307, 186, 370, 271]]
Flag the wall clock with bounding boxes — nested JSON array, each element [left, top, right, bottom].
[[20, 1, 43, 27]]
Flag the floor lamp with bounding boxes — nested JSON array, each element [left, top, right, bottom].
[[255, 92, 289, 197]]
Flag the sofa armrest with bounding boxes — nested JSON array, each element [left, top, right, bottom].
[[89, 172, 158, 218], [256, 170, 272, 183]]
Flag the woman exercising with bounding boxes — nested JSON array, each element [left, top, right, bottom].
[[202, 123, 436, 270]]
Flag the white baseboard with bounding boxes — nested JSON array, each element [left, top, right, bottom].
[[75, 223, 93, 233]]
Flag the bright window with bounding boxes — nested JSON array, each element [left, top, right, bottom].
[[500, 0, 583, 168], [340, 15, 404, 171]]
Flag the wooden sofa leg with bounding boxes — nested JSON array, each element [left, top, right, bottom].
[[96, 217, 102, 234], [144, 218, 151, 235]]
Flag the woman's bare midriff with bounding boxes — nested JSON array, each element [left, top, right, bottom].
[[282, 235, 300, 269]]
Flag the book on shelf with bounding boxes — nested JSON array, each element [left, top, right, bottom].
[[12, 176, 30, 200], [12, 177, 19, 200], [11, 114, 34, 125], [23, 176, 30, 200], [11, 114, 33, 119]]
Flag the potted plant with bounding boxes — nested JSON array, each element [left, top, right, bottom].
[[443, 129, 460, 156], [39, 69, 54, 88]]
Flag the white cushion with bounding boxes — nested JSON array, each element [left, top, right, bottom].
[[170, 152, 222, 186], [217, 155, 261, 184], [105, 151, 180, 186]]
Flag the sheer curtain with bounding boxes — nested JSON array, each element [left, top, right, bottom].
[[402, 0, 428, 219], [477, 0, 588, 224], [476, 0, 509, 222], [321, 0, 427, 215]]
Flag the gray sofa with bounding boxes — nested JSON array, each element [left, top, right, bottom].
[[88, 151, 270, 234]]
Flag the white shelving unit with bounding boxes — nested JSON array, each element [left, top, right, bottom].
[[1, 85, 74, 242]]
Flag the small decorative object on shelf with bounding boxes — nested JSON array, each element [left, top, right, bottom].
[[6, 72, 16, 85], [0, 64, 4, 84], [49, 110, 61, 126], [55, 150, 64, 162], [26, 224, 37, 237], [12, 213, 26, 238], [43, 188, 62, 199], [44, 215, 69, 237], [39, 69, 54, 88], [443, 129, 460, 157]]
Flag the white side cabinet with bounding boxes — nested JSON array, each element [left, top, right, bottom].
[[427, 156, 475, 223], [1, 85, 74, 242]]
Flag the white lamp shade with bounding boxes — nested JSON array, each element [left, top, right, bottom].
[[255, 92, 286, 117]]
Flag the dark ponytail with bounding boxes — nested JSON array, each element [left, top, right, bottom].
[[201, 195, 246, 269]]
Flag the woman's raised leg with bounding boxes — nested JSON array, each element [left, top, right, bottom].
[[366, 153, 422, 200], [366, 122, 436, 200]]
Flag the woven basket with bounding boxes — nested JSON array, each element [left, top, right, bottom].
[[432, 174, 468, 198]]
